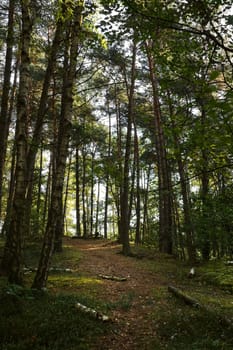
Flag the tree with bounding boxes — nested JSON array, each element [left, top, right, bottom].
[[1, 0, 34, 284], [32, 0, 84, 289]]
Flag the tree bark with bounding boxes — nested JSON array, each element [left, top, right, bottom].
[[0, 0, 15, 219], [1, 0, 33, 284], [32, 1, 84, 289], [145, 40, 173, 254], [119, 39, 137, 256], [75, 147, 81, 237]]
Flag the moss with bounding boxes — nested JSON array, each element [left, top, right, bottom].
[[0, 287, 110, 350]]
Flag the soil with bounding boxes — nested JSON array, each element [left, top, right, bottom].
[[67, 238, 173, 350]]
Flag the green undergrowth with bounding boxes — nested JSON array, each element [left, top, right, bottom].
[[136, 284, 233, 350], [1, 238, 233, 349], [197, 260, 233, 293], [0, 284, 110, 350]]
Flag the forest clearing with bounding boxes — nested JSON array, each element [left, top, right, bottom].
[[1, 237, 233, 349]]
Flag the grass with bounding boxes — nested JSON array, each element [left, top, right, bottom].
[[0, 286, 110, 350], [0, 239, 110, 350], [1, 238, 233, 349]]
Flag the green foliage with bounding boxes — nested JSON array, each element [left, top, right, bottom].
[[150, 305, 233, 349], [198, 261, 233, 293], [0, 287, 109, 350]]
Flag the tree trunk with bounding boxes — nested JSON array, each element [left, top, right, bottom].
[[146, 40, 173, 254], [119, 39, 137, 256], [24, 17, 65, 238], [104, 104, 112, 239], [133, 117, 141, 244], [32, 1, 84, 289], [0, 0, 15, 219], [1, 0, 33, 284], [200, 103, 210, 261], [75, 147, 81, 237], [82, 148, 88, 238], [142, 165, 151, 242], [167, 93, 196, 262]]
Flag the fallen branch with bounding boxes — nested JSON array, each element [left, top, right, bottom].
[[168, 285, 233, 328], [168, 285, 201, 308], [98, 274, 127, 282], [23, 266, 74, 274], [75, 302, 110, 322]]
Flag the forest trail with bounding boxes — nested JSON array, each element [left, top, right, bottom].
[[62, 238, 233, 350], [67, 237, 176, 350]]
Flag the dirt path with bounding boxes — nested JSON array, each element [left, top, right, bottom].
[[68, 238, 170, 350]]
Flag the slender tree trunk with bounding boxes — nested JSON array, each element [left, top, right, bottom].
[[0, 0, 15, 219], [32, 2, 84, 289], [104, 104, 112, 239], [24, 17, 65, 238], [42, 157, 52, 233], [0, 53, 19, 236], [120, 39, 137, 256], [1, 0, 33, 284], [90, 151, 95, 236], [1, 144, 16, 237], [75, 147, 81, 237], [95, 180, 100, 236], [34, 145, 43, 236], [134, 123, 141, 244], [142, 165, 151, 242], [82, 149, 87, 238], [199, 103, 210, 260], [63, 150, 72, 236], [167, 94, 196, 262], [146, 41, 173, 254]]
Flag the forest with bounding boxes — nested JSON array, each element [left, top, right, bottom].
[[0, 0, 233, 348]]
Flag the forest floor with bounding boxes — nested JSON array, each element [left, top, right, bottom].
[[1, 237, 233, 350], [59, 237, 233, 350]]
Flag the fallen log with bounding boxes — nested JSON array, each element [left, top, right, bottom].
[[168, 285, 201, 308], [98, 274, 127, 282], [75, 302, 110, 322], [168, 285, 233, 328]]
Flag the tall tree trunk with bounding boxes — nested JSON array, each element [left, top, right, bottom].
[[90, 150, 95, 236], [0, 53, 19, 236], [95, 180, 100, 236], [167, 94, 196, 262], [146, 41, 173, 254], [63, 150, 72, 236], [104, 106, 111, 239], [42, 157, 52, 233], [199, 102, 210, 260], [133, 123, 141, 244], [0, 0, 15, 219], [1, 0, 33, 284], [32, 1, 84, 289], [119, 39, 137, 256], [142, 165, 151, 242], [24, 17, 65, 238], [75, 147, 81, 237], [34, 145, 43, 236], [82, 149, 87, 238]]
